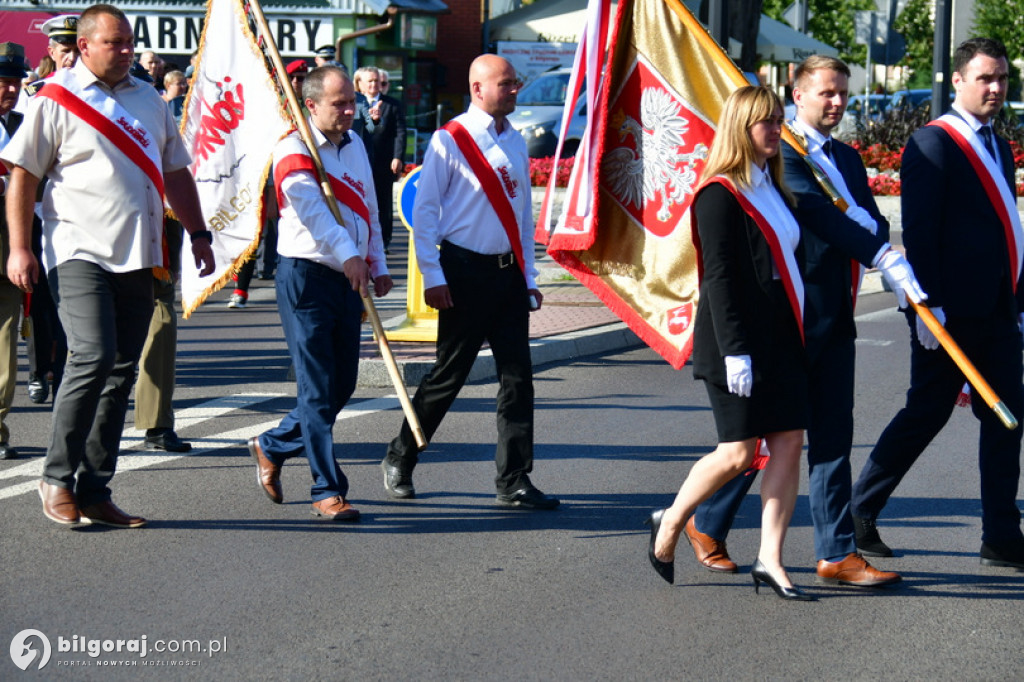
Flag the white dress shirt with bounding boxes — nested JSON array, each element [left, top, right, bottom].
[[273, 122, 388, 278], [412, 104, 538, 290], [1, 60, 190, 273], [952, 103, 1001, 167]]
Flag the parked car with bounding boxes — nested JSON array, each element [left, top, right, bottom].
[[508, 68, 586, 158], [834, 94, 889, 140], [887, 88, 933, 113]]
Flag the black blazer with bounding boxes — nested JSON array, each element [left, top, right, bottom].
[[0, 110, 24, 280], [901, 118, 1024, 318], [362, 94, 406, 170], [691, 181, 802, 385], [782, 139, 889, 362]]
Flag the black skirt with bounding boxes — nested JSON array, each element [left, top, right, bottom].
[[702, 284, 808, 442]]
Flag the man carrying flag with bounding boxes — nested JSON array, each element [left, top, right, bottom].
[[247, 65, 391, 521], [380, 54, 558, 510], [851, 38, 1024, 568], [3, 3, 215, 527]]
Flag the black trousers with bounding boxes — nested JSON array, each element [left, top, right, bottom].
[[851, 310, 1024, 546], [386, 241, 535, 493]]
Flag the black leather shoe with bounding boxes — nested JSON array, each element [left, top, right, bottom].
[[0, 443, 19, 460], [852, 514, 893, 557], [380, 459, 415, 499], [144, 428, 192, 453], [980, 541, 1024, 569], [28, 374, 48, 404], [751, 559, 815, 601], [645, 509, 674, 584], [496, 485, 559, 510]]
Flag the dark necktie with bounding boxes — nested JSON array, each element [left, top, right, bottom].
[[822, 138, 834, 163], [979, 125, 997, 160]]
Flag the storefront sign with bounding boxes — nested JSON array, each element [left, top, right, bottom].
[[126, 13, 335, 56]]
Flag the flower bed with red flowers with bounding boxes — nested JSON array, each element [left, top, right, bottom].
[[529, 156, 575, 188]]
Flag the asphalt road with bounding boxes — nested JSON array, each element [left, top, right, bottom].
[[2, 286, 1023, 681]]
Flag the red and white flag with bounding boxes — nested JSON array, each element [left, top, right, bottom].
[[179, 0, 293, 316], [538, 0, 749, 368]]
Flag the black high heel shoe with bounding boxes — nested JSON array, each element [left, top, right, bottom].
[[751, 559, 814, 601], [644, 509, 674, 584]]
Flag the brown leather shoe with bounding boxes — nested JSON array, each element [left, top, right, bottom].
[[684, 516, 738, 573], [816, 552, 901, 587], [248, 436, 282, 504], [311, 496, 360, 522], [79, 500, 147, 528], [38, 480, 80, 525]]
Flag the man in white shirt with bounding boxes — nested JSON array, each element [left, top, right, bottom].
[[2, 4, 215, 528], [247, 65, 391, 521], [381, 55, 558, 510]]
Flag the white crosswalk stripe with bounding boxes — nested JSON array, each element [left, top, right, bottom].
[[0, 394, 401, 501]]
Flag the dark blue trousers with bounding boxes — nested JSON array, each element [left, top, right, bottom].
[[852, 311, 1023, 545], [259, 257, 362, 502], [695, 331, 857, 560]]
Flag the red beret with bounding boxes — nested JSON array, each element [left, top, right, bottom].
[[286, 60, 308, 76]]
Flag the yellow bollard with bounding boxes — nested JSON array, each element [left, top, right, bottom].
[[385, 166, 439, 342]]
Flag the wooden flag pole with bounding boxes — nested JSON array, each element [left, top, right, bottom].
[[781, 124, 1018, 431], [246, 0, 428, 449]]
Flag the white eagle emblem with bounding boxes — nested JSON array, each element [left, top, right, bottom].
[[603, 87, 708, 223]]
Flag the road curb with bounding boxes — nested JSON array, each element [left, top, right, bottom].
[[356, 321, 643, 387]]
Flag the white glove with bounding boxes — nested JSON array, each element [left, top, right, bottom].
[[874, 249, 927, 308], [915, 306, 945, 351], [725, 354, 752, 398], [844, 206, 878, 235]]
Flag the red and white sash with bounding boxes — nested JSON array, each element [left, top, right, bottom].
[[699, 175, 805, 344], [36, 68, 165, 198], [273, 143, 371, 229], [929, 114, 1023, 290], [441, 118, 526, 275]]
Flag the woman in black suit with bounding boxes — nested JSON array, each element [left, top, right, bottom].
[[646, 86, 811, 600]]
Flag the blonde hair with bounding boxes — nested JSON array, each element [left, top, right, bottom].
[[702, 85, 793, 204]]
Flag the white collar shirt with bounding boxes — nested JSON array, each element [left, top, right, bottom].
[[0, 60, 191, 273], [952, 102, 1000, 167], [411, 103, 537, 289], [273, 122, 388, 278], [748, 163, 800, 278]]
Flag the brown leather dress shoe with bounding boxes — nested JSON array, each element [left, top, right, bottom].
[[38, 480, 80, 525], [816, 552, 901, 587], [684, 516, 738, 573], [311, 496, 360, 522], [79, 500, 147, 528], [248, 436, 282, 504]]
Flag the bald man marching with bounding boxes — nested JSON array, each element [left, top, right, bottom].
[[381, 55, 559, 510]]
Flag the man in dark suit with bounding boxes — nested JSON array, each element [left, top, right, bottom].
[[685, 55, 924, 586], [0, 41, 29, 459], [355, 66, 405, 250], [851, 38, 1024, 569]]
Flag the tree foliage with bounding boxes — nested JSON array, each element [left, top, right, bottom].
[[973, 0, 1024, 99], [893, 0, 933, 89], [761, 0, 878, 66]]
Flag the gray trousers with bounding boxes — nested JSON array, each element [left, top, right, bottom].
[[42, 261, 153, 507]]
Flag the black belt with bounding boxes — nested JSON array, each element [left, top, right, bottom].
[[441, 240, 516, 269]]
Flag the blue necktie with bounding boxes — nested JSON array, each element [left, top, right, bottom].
[[980, 125, 997, 160]]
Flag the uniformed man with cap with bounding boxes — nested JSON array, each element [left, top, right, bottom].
[[24, 14, 79, 96], [0, 42, 30, 459], [42, 14, 80, 71]]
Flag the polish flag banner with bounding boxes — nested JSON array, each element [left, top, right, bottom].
[[538, 0, 749, 368], [179, 0, 293, 317]]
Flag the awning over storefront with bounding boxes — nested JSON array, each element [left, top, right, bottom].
[[489, 0, 838, 63]]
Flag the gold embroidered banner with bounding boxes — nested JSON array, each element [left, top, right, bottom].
[[540, 0, 748, 368]]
